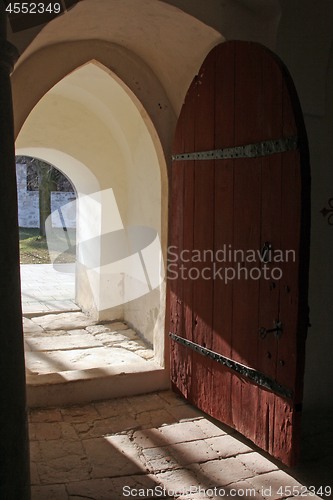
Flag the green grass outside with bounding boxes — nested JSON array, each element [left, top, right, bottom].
[[19, 227, 76, 264]]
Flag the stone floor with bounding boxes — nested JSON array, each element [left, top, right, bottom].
[[28, 390, 331, 500], [21, 266, 332, 499], [21, 263, 78, 315], [24, 312, 154, 376]]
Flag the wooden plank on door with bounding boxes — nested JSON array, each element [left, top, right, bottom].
[[255, 47, 284, 454], [211, 41, 235, 427], [231, 42, 262, 442], [170, 99, 186, 397], [191, 47, 216, 414], [182, 76, 197, 398], [273, 55, 310, 467]]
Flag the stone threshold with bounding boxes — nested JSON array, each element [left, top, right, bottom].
[[26, 361, 169, 408], [23, 305, 81, 319]]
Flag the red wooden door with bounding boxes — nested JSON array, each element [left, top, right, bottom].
[[169, 41, 310, 467]]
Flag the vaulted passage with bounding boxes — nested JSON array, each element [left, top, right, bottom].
[[16, 62, 166, 357]]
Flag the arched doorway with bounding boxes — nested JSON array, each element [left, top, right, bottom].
[[16, 155, 77, 312], [16, 61, 167, 364]]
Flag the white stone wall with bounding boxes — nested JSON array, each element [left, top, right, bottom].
[[51, 192, 76, 229], [16, 164, 76, 229], [16, 164, 39, 228]]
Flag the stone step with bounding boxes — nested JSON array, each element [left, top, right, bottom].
[[26, 362, 169, 408], [23, 311, 167, 408]]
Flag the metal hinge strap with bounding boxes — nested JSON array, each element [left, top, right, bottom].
[[169, 332, 293, 399], [172, 135, 298, 161]]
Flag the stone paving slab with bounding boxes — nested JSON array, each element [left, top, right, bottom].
[[237, 452, 280, 475], [73, 415, 139, 438], [26, 334, 104, 351], [24, 301, 80, 315], [22, 295, 58, 302], [92, 332, 128, 344], [212, 480, 267, 500], [36, 453, 92, 484], [143, 439, 220, 470], [66, 475, 168, 500], [247, 470, 315, 500], [86, 322, 130, 335], [137, 348, 155, 360], [128, 392, 171, 413], [133, 428, 170, 449], [24, 303, 56, 314], [157, 420, 207, 444], [155, 467, 205, 495], [31, 484, 68, 500], [167, 439, 220, 465], [23, 317, 46, 335], [82, 436, 145, 478], [133, 408, 176, 429], [26, 346, 146, 374], [94, 398, 134, 419], [166, 403, 206, 422], [206, 435, 253, 458], [197, 457, 254, 486], [31, 312, 97, 331], [42, 301, 79, 311]]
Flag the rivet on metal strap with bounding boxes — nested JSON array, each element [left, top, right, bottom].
[[172, 136, 298, 162]]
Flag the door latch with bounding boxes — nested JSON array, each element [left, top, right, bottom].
[[259, 320, 283, 340]]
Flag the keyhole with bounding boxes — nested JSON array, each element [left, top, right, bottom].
[[261, 242, 271, 264]]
